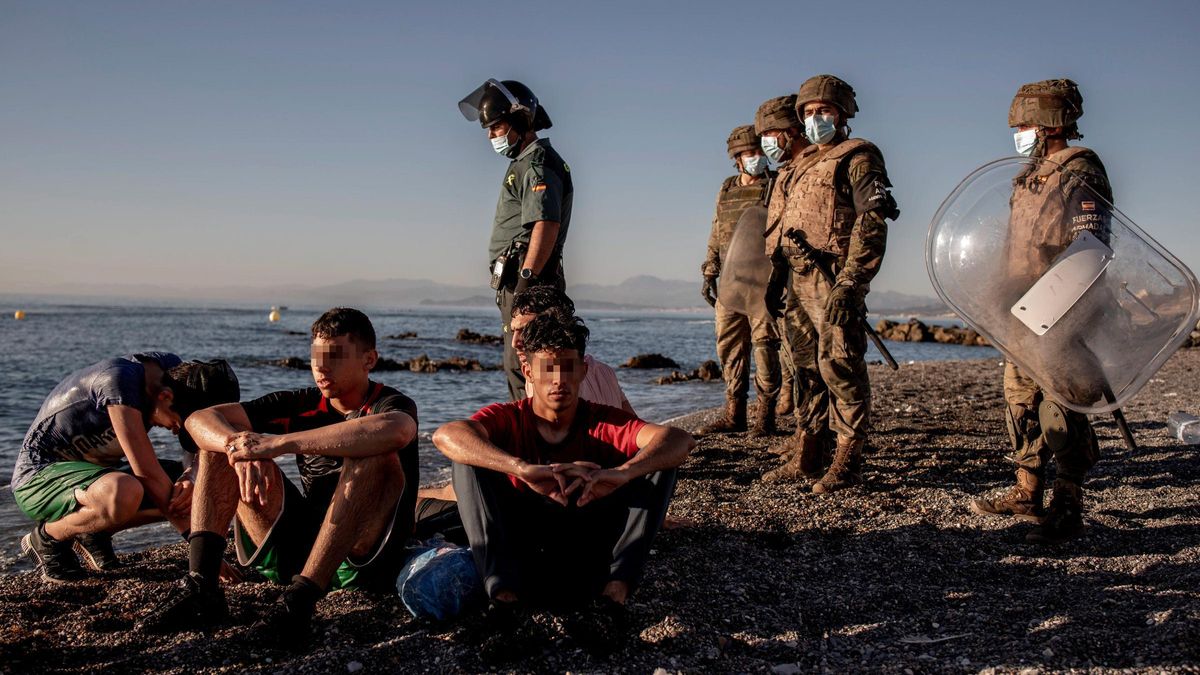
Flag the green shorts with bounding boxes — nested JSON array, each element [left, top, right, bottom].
[[233, 473, 412, 592], [12, 459, 185, 523]]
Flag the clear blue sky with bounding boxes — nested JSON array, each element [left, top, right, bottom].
[[2, 0, 1198, 297]]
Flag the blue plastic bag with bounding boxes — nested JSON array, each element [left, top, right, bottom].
[[396, 543, 483, 621]]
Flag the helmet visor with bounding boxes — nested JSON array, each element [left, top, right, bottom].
[[458, 79, 527, 125]]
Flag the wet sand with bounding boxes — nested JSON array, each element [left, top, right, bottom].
[[2, 351, 1198, 673]]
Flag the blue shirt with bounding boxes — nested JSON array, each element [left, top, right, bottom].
[[11, 352, 182, 490]]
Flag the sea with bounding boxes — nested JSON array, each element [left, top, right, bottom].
[[0, 300, 997, 572]]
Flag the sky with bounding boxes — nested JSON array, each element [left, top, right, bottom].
[[2, 0, 1199, 299]]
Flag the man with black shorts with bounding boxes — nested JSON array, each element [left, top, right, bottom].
[[433, 311, 693, 658], [12, 353, 239, 582], [140, 308, 419, 643]]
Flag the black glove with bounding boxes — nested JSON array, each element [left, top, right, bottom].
[[825, 284, 861, 327], [701, 276, 718, 307]]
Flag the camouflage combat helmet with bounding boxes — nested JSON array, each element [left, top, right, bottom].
[[795, 75, 858, 119], [726, 124, 759, 158], [755, 95, 800, 134], [1008, 78, 1083, 135]]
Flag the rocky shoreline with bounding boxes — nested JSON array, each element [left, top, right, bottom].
[[2, 351, 1198, 673]]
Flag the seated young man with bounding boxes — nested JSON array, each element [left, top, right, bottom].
[[512, 286, 634, 414], [140, 307, 419, 641], [433, 312, 694, 655], [414, 286, 633, 531], [12, 353, 239, 582]]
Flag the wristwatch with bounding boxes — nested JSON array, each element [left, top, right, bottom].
[[520, 268, 535, 280]]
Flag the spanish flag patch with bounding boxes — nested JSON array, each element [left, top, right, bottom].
[[532, 183, 547, 192]]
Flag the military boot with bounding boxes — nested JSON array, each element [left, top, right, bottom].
[[762, 431, 824, 482], [1026, 480, 1085, 545], [775, 379, 794, 417], [698, 398, 748, 435], [750, 400, 777, 438], [969, 467, 1045, 522], [811, 436, 864, 494]]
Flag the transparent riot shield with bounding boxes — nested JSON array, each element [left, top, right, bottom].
[[717, 205, 772, 321], [927, 156, 1200, 414]]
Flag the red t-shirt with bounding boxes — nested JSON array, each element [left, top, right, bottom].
[[471, 398, 647, 490]]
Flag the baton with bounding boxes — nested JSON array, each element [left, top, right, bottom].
[[784, 230, 899, 370]]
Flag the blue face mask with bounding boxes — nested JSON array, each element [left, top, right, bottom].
[[1013, 129, 1038, 157], [761, 135, 788, 163], [490, 131, 520, 158], [804, 114, 838, 145], [741, 154, 768, 176]]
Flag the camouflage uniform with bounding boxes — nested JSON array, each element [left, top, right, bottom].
[[762, 76, 898, 493], [972, 79, 1111, 544], [700, 125, 780, 435]]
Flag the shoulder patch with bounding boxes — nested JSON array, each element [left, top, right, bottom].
[[532, 183, 547, 192]]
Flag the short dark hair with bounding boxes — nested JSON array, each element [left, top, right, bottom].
[[521, 310, 589, 358], [311, 307, 376, 351], [511, 286, 575, 319], [165, 360, 240, 453]]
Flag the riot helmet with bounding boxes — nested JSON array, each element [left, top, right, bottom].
[[459, 79, 553, 133]]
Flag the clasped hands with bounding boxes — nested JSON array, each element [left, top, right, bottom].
[[221, 431, 287, 507], [517, 461, 631, 507]]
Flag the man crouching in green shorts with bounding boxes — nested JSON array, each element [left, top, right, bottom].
[[139, 307, 419, 644], [12, 353, 239, 582]]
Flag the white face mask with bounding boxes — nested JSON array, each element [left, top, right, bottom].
[[491, 133, 513, 156], [741, 154, 768, 176], [1013, 129, 1038, 156], [761, 135, 787, 163], [804, 114, 838, 145]]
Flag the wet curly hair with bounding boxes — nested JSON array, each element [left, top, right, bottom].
[[520, 309, 589, 358]]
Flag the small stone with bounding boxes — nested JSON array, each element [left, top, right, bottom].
[[771, 664, 801, 675], [1043, 648, 1054, 658], [347, 662, 364, 673], [653, 669, 671, 675]]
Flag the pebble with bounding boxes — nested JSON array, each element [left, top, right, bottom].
[[770, 664, 801, 675], [347, 661, 363, 673]]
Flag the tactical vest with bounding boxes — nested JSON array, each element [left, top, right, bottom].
[[763, 145, 822, 257], [785, 138, 877, 260], [1007, 146, 1104, 283], [714, 174, 770, 260]]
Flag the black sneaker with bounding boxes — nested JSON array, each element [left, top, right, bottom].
[[20, 525, 86, 583], [564, 596, 629, 657], [138, 572, 228, 633], [74, 532, 122, 571], [477, 602, 545, 665], [246, 576, 322, 650]]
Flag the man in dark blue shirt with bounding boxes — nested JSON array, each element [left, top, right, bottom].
[[13, 353, 239, 582], [141, 308, 419, 645]]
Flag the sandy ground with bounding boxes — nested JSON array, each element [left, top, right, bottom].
[[1, 351, 1198, 673]]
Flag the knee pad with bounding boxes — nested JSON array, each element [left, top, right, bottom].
[[1038, 400, 1070, 453]]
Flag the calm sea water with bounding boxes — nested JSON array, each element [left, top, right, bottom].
[[0, 300, 996, 571]]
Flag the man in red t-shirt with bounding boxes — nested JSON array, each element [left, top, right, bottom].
[[433, 311, 694, 658]]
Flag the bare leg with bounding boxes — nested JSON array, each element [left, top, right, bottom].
[[300, 453, 405, 588], [191, 450, 282, 545], [45, 473, 144, 541]]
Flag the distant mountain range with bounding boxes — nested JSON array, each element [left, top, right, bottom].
[[3, 275, 949, 315]]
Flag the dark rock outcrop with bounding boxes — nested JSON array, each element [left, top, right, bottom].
[[622, 353, 681, 369], [655, 360, 723, 385], [455, 328, 504, 346]]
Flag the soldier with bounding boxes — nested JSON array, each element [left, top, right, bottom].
[[762, 76, 899, 494], [459, 79, 573, 400], [969, 79, 1111, 544], [698, 124, 781, 437]]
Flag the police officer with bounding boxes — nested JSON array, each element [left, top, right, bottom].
[[699, 125, 781, 437], [459, 79, 573, 400], [761, 76, 899, 494], [969, 79, 1110, 544]]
